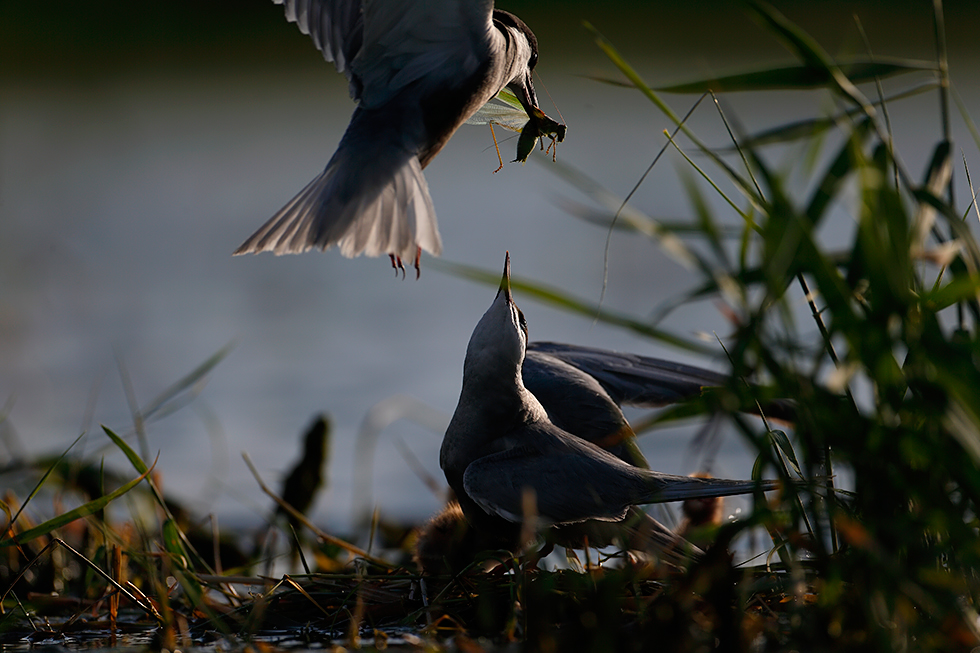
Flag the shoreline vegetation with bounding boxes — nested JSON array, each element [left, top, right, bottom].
[[5, 1, 980, 650]]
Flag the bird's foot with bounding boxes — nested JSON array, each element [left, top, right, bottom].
[[389, 254, 406, 279], [388, 248, 422, 279]]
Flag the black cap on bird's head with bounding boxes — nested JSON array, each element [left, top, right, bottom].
[[492, 10, 540, 114], [492, 11, 538, 66]]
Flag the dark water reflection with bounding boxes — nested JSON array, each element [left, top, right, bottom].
[[2, 2, 978, 542]]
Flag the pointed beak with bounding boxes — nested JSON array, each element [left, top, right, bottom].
[[507, 74, 565, 148], [507, 72, 539, 119], [498, 251, 513, 302]]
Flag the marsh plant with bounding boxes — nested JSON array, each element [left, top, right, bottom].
[[4, 2, 980, 651], [477, 2, 980, 649]]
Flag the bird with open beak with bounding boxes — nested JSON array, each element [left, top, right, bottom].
[[235, 1, 564, 276]]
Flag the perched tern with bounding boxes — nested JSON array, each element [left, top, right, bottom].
[[438, 254, 785, 565]]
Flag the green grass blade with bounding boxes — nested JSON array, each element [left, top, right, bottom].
[[161, 518, 231, 635], [3, 432, 85, 535], [768, 429, 803, 478], [917, 188, 980, 273], [647, 250, 858, 324], [747, 1, 872, 111], [682, 172, 731, 269], [560, 200, 741, 237], [657, 59, 935, 94], [586, 22, 768, 214], [584, 21, 680, 125], [0, 456, 156, 547], [728, 82, 937, 149], [102, 425, 149, 475], [141, 341, 235, 421], [665, 132, 755, 224], [805, 118, 873, 226], [952, 86, 980, 154], [102, 425, 216, 573], [162, 517, 191, 571], [547, 158, 715, 270]]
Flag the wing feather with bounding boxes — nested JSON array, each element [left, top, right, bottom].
[[275, 0, 364, 97], [354, 0, 494, 108], [461, 427, 652, 525], [527, 342, 727, 407]]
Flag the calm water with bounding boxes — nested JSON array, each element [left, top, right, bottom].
[[2, 3, 978, 539]]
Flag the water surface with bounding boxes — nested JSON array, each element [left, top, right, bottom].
[[2, 2, 978, 541]]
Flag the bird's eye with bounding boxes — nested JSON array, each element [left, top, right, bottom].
[[517, 308, 528, 340], [529, 51, 538, 70]]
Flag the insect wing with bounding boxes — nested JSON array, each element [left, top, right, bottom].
[[466, 89, 527, 132]]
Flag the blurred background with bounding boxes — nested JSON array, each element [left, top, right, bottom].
[[2, 1, 979, 536]]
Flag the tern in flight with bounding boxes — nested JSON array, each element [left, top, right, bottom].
[[235, 0, 564, 275]]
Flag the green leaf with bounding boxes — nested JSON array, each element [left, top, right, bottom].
[[546, 159, 711, 271], [102, 425, 149, 475], [162, 518, 189, 568], [953, 87, 980, 155], [726, 82, 937, 149], [805, 118, 873, 226], [560, 200, 740, 237], [102, 425, 215, 573], [466, 92, 527, 132], [768, 429, 803, 478], [923, 275, 980, 310], [141, 341, 235, 421], [585, 22, 768, 215], [3, 432, 85, 535], [161, 519, 221, 630], [584, 21, 680, 125], [747, 1, 872, 111], [0, 457, 155, 547], [656, 59, 935, 94]]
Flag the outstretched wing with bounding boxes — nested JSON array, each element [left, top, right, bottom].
[[275, 0, 364, 93], [354, 0, 494, 108], [527, 342, 727, 407], [528, 342, 798, 422]]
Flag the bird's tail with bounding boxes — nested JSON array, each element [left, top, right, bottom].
[[234, 107, 442, 261], [644, 474, 785, 504]]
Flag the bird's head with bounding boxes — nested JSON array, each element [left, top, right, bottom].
[[492, 10, 540, 116], [463, 252, 529, 383]]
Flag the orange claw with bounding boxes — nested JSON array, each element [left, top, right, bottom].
[[389, 254, 406, 279]]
